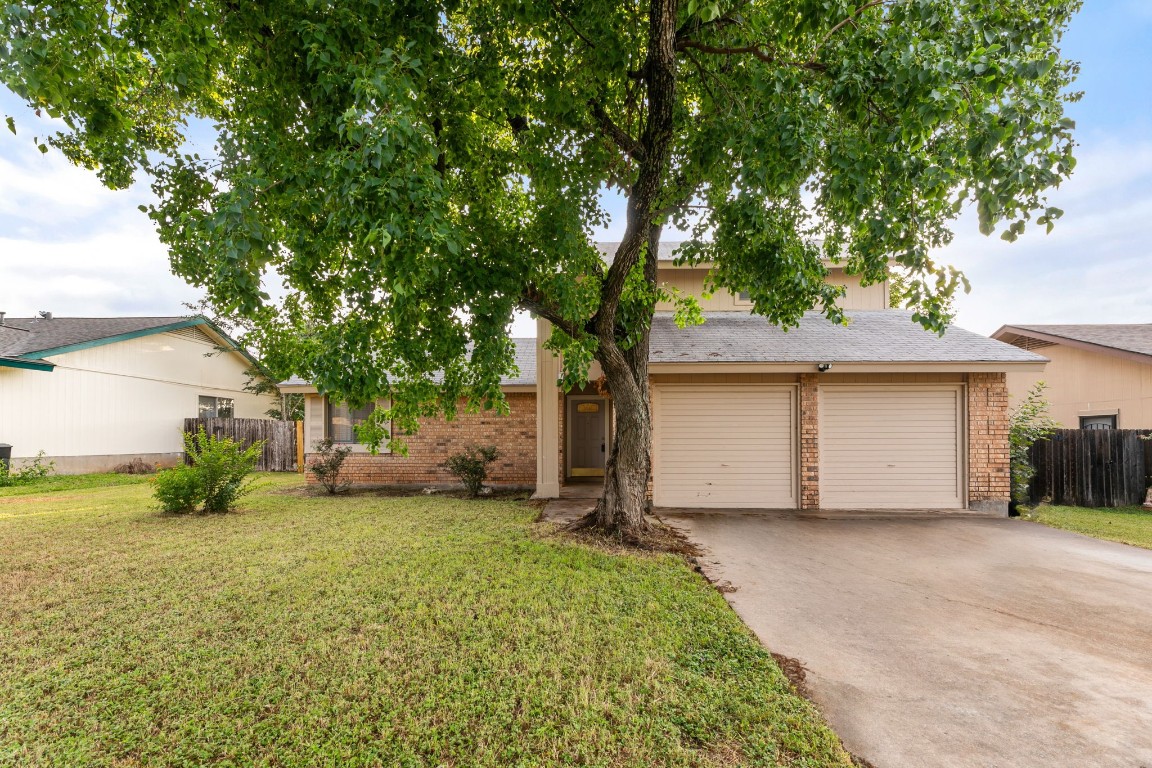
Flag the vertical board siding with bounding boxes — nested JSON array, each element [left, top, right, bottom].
[[1028, 429, 1152, 507], [184, 418, 298, 472]]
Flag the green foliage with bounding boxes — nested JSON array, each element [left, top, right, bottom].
[[308, 438, 352, 495], [1, 0, 1081, 441], [153, 427, 263, 513], [184, 427, 264, 513], [1010, 382, 1060, 503], [0, 450, 55, 487], [153, 465, 204, 514], [443, 445, 500, 497]]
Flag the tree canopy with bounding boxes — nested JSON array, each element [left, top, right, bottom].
[[2, 0, 1080, 531]]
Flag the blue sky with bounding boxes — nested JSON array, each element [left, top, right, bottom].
[[1, 2, 1149, 337]]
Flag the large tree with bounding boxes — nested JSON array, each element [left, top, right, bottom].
[[2, 0, 1079, 539]]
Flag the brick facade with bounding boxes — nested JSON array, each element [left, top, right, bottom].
[[798, 374, 820, 510], [967, 372, 1011, 510], [305, 392, 537, 487]]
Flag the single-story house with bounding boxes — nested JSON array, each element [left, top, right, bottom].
[[0, 314, 276, 473], [992, 323, 1152, 429], [284, 245, 1047, 515]]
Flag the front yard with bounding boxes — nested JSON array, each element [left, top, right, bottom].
[[0, 474, 851, 767], [1025, 503, 1152, 550]]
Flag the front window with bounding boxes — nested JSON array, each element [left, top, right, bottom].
[[327, 399, 375, 443], [1080, 414, 1116, 430], [198, 396, 235, 418]]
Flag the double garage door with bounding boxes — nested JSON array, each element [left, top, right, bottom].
[[652, 384, 964, 510]]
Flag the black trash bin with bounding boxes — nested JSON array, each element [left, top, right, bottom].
[[0, 443, 11, 470]]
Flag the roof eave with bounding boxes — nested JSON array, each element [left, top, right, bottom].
[[649, 360, 1048, 374], [0, 357, 55, 372]]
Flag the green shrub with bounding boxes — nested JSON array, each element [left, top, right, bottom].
[[153, 465, 203, 513], [152, 428, 263, 513], [308, 438, 352, 494], [443, 445, 500, 497], [1010, 382, 1060, 504], [183, 427, 264, 513], [0, 451, 55, 487]]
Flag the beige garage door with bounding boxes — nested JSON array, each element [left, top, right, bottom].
[[820, 386, 964, 509], [653, 385, 796, 509]]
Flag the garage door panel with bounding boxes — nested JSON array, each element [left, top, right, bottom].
[[654, 385, 796, 509], [821, 386, 963, 510]]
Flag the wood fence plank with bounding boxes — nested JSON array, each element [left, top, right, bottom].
[[182, 417, 298, 472], [1028, 429, 1148, 507]]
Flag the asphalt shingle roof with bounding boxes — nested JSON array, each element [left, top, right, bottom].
[[1004, 324, 1152, 358], [0, 317, 192, 358], [650, 311, 1047, 364]]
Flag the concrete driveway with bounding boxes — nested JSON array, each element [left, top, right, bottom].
[[661, 512, 1152, 768]]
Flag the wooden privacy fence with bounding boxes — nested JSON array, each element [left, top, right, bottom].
[[1028, 429, 1152, 507], [184, 418, 299, 472]]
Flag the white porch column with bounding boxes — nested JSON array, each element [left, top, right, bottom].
[[534, 318, 562, 498]]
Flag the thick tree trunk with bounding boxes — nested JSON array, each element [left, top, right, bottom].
[[574, 226, 662, 540], [569, 0, 677, 540]]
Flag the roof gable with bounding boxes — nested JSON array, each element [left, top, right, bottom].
[[0, 316, 260, 370], [993, 324, 1152, 364]]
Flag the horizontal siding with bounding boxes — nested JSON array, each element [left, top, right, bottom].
[[653, 385, 796, 509], [820, 386, 963, 509]]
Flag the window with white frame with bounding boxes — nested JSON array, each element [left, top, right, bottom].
[[198, 395, 235, 418]]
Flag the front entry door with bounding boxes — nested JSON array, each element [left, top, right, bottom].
[[568, 397, 608, 477]]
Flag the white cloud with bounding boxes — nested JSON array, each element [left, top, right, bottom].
[[936, 137, 1152, 335]]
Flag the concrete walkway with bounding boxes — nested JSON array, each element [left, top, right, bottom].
[[662, 511, 1152, 768]]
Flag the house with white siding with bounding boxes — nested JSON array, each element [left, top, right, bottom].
[[284, 243, 1049, 516], [0, 315, 275, 473]]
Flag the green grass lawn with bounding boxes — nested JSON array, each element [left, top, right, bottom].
[[0, 474, 850, 767], [0, 471, 153, 496], [1025, 504, 1152, 549]]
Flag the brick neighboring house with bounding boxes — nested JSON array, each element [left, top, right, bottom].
[[283, 244, 1045, 515]]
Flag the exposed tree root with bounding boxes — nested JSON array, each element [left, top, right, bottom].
[[564, 511, 702, 555]]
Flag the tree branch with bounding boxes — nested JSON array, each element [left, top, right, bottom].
[[549, 0, 596, 48], [674, 40, 828, 72], [518, 286, 582, 340], [589, 99, 645, 162], [816, 0, 891, 52]]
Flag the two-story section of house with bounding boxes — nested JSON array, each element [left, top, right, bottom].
[[534, 243, 1047, 515], [285, 241, 1045, 515]]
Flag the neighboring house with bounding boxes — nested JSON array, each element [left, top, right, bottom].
[[285, 244, 1046, 515], [992, 324, 1152, 429], [0, 315, 276, 473]]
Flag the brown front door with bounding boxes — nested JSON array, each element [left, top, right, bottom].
[[568, 397, 607, 477]]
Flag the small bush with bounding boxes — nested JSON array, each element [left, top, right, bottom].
[[443, 445, 500, 497], [309, 438, 352, 494], [184, 427, 264, 513], [0, 451, 55, 487], [152, 428, 263, 513], [113, 457, 156, 475], [153, 465, 203, 513]]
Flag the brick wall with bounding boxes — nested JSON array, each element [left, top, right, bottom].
[[968, 372, 1011, 507], [305, 392, 537, 487], [799, 374, 820, 510]]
